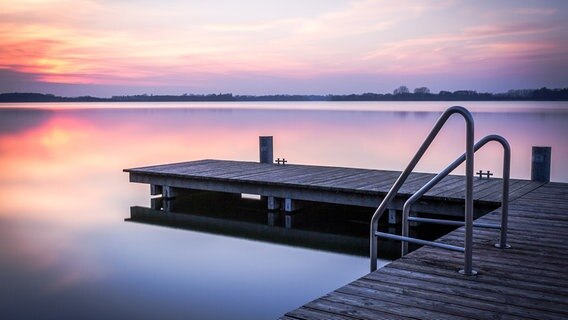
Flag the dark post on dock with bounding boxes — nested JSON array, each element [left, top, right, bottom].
[[531, 146, 551, 182], [259, 136, 273, 164]]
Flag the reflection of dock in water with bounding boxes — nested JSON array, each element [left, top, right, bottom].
[[126, 203, 370, 257], [126, 191, 447, 258]]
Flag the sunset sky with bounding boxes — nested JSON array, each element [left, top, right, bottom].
[[1, 0, 567, 97]]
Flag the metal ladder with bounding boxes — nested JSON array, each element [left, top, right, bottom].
[[369, 106, 511, 275]]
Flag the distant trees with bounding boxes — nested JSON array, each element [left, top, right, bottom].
[[394, 86, 431, 96], [506, 89, 534, 98], [532, 87, 568, 100], [393, 86, 410, 95], [111, 93, 236, 102], [413, 87, 431, 94], [2, 87, 568, 103]]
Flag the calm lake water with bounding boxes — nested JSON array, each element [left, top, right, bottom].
[[0, 101, 567, 319]]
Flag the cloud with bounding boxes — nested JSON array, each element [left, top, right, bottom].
[[0, 0, 567, 94], [515, 7, 557, 16]]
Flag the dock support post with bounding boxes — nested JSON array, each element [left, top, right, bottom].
[[259, 136, 273, 164], [531, 146, 551, 182], [163, 186, 177, 199], [284, 198, 302, 212], [151, 185, 177, 199], [150, 184, 162, 196], [267, 196, 281, 210], [388, 209, 400, 224]]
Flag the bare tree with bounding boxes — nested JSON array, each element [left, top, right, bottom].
[[393, 85, 410, 95]]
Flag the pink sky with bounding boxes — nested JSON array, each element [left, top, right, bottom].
[[1, 0, 567, 97]]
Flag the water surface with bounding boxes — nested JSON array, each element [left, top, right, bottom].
[[0, 101, 566, 319]]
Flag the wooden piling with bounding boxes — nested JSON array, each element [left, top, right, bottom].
[[259, 136, 273, 164], [531, 146, 551, 182]]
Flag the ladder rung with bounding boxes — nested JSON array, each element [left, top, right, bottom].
[[407, 216, 501, 229], [375, 231, 464, 252]]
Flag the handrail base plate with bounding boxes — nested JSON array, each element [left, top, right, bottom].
[[458, 269, 478, 276]]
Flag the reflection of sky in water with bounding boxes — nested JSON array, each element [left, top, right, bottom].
[[0, 102, 566, 319]]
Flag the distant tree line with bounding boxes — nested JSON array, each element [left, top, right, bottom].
[[0, 92, 106, 102], [1, 87, 568, 103]]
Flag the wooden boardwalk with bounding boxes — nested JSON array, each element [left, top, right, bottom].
[[281, 182, 568, 320], [124, 159, 543, 215]]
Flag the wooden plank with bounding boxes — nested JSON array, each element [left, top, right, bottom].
[[397, 174, 438, 195], [442, 230, 568, 253], [366, 267, 568, 314], [317, 170, 397, 190], [348, 279, 553, 320], [126, 159, 217, 174], [397, 253, 568, 289], [471, 180, 507, 202], [337, 171, 400, 191], [440, 178, 495, 200], [423, 232, 566, 270], [506, 181, 546, 201], [352, 171, 417, 192], [337, 282, 499, 320], [303, 295, 410, 320], [408, 242, 568, 274], [424, 175, 465, 197], [355, 278, 564, 320], [281, 167, 366, 185], [284, 306, 356, 320], [218, 164, 293, 179], [322, 291, 471, 320], [387, 258, 568, 297]]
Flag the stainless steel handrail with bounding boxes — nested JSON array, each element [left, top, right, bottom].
[[401, 134, 511, 255], [369, 106, 474, 274]]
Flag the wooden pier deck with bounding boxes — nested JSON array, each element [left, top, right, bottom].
[[281, 182, 568, 320], [124, 159, 543, 215], [125, 159, 566, 319]]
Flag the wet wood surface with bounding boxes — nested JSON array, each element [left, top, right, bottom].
[[281, 183, 568, 320]]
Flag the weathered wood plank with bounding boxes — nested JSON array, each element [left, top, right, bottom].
[[366, 267, 567, 314], [396, 253, 568, 289], [348, 279, 556, 320], [354, 278, 564, 320], [318, 171, 398, 190], [303, 295, 410, 320], [409, 242, 568, 273], [337, 282, 499, 320], [506, 181, 547, 201], [323, 291, 471, 320], [284, 306, 356, 320], [424, 176, 465, 197], [387, 258, 568, 297]]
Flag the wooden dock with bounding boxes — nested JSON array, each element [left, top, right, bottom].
[[124, 159, 543, 216], [281, 182, 568, 320], [125, 158, 566, 319]]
